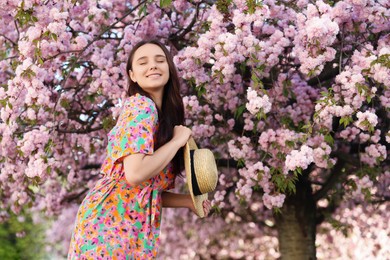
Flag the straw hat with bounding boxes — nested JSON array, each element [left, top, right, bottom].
[[184, 138, 218, 218]]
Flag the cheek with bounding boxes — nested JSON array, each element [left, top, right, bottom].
[[134, 68, 146, 79], [163, 64, 170, 75]]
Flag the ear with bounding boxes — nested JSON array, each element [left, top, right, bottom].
[[129, 70, 136, 83]]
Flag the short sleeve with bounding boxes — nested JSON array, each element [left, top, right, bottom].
[[101, 94, 157, 175]]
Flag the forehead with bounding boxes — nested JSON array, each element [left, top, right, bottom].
[[133, 43, 166, 60]]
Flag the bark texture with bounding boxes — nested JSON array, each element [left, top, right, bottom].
[[275, 176, 316, 260]]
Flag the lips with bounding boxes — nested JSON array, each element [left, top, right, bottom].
[[146, 73, 161, 77]]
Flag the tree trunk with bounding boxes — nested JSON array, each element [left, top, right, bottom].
[[275, 176, 316, 260]]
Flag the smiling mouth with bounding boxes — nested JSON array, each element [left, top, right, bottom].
[[147, 73, 161, 77]]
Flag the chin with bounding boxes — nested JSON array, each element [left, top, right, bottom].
[[141, 85, 165, 92]]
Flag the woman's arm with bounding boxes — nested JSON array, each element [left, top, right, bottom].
[[162, 192, 212, 217], [161, 192, 193, 208], [123, 125, 191, 186]]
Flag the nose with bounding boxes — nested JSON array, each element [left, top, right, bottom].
[[149, 61, 157, 70]]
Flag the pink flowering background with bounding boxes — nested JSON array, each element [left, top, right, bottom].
[[0, 0, 389, 259]]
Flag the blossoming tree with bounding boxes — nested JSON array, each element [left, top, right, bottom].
[[0, 0, 389, 259]]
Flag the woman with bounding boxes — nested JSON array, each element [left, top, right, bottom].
[[68, 39, 211, 259]]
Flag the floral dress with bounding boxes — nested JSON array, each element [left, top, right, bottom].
[[68, 93, 175, 260]]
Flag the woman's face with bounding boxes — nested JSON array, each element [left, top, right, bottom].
[[129, 43, 170, 93]]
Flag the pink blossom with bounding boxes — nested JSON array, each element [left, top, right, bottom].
[[26, 26, 41, 41], [285, 145, 314, 172], [246, 87, 272, 115], [263, 193, 286, 209], [18, 40, 34, 57], [355, 111, 378, 131]]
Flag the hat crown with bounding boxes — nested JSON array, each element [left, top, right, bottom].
[[193, 149, 218, 193], [184, 138, 218, 218]]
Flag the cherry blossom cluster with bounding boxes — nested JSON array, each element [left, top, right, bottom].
[[354, 111, 378, 131], [182, 95, 216, 140], [284, 145, 314, 173], [276, 74, 319, 126], [317, 203, 389, 259], [246, 87, 271, 116], [312, 142, 335, 169], [258, 128, 304, 168], [228, 136, 256, 162], [293, 2, 339, 76], [360, 144, 387, 167]]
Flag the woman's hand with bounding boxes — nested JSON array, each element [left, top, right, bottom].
[[189, 199, 212, 217], [172, 125, 192, 147]]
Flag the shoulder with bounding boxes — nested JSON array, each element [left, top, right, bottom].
[[124, 93, 157, 114]]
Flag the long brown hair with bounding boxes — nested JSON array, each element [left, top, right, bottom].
[[126, 39, 184, 176]]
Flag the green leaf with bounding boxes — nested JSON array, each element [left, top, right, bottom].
[[251, 53, 260, 63], [301, 123, 312, 134], [339, 116, 352, 128], [196, 83, 206, 98], [0, 99, 7, 108], [44, 139, 53, 154], [251, 73, 259, 84], [253, 184, 261, 191], [237, 158, 245, 168], [219, 73, 224, 84], [20, 68, 36, 79], [285, 140, 295, 148], [282, 85, 289, 97], [138, 4, 147, 16], [17, 149, 25, 157], [324, 133, 334, 146], [212, 205, 221, 214], [273, 207, 282, 215], [216, 0, 233, 15], [51, 33, 58, 41], [287, 180, 296, 194], [246, 0, 262, 14], [102, 116, 115, 130], [160, 0, 172, 8], [234, 105, 246, 119], [370, 54, 390, 68], [60, 99, 70, 109]]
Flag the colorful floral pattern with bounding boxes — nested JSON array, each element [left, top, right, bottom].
[[68, 94, 175, 259]]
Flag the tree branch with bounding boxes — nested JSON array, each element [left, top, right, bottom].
[[0, 33, 17, 46], [312, 152, 359, 202], [169, 3, 200, 50], [56, 125, 104, 134], [216, 158, 238, 168], [60, 188, 89, 204], [307, 65, 340, 86], [60, 0, 147, 90], [81, 164, 101, 170]]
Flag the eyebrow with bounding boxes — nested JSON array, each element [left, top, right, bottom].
[[136, 54, 166, 62]]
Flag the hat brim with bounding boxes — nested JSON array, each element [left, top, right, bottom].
[[184, 142, 208, 218]]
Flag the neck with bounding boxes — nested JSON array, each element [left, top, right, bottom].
[[148, 89, 163, 110]]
